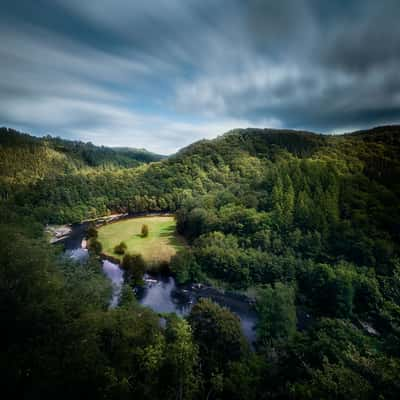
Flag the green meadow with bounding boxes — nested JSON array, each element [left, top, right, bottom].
[[97, 215, 184, 263]]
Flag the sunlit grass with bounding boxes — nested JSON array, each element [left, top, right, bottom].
[[97, 215, 185, 263]]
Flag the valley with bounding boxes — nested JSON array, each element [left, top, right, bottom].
[[2, 2, 400, 398], [1, 125, 400, 399], [62, 214, 258, 342]]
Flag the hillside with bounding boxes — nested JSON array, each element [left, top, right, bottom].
[[2, 124, 399, 274], [0, 127, 164, 218], [1, 125, 399, 225], [0, 127, 163, 187], [1, 125, 400, 399]]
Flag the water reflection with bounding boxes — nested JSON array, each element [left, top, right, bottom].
[[65, 250, 257, 344], [102, 260, 124, 308], [138, 272, 258, 344], [65, 248, 89, 262], [139, 275, 192, 316]]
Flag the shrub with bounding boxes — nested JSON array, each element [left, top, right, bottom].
[[86, 223, 98, 239], [141, 224, 149, 237], [114, 241, 127, 255], [122, 253, 146, 286], [88, 238, 102, 255]]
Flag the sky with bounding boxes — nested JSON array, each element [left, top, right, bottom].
[[1, 0, 399, 154]]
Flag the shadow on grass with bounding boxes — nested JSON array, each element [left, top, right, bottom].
[[133, 224, 186, 252], [166, 231, 186, 250]]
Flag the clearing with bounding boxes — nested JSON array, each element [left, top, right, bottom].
[[97, 215, 184, 264]]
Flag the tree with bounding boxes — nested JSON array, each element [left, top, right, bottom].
[[114, 241, 127, 255], [141, 224, 149, 237], [271, 175, 285, 227], [170, 250, 202, 284], [282, 174, 295, 225], [292, 359, 372, 400], [256, 283, 296, 347], [118, 284, 138, 308], [164, 316, 199, 400], [88, 238, 102, 255], [122, 253, 146, 286], [194, 232, 250, 287], [0, 226, 66, 397], [86, 223, 98, 239], [188, 299, 248, 375], [333, 270, 355, 318], [299, 263, 354, 318]]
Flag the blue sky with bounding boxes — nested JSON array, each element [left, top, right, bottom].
[[1, 0, 399, 153]]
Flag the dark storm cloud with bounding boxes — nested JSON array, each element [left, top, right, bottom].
[[319, 0, 400, 73], [0, 0, 399, 152]]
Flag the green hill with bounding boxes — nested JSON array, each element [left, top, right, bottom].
[[0, 127, 163, 186], [1, 124, 400, 399], [0, 127, 164, 218]]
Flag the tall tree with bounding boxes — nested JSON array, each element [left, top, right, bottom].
[[164, 316, 199, 400], [188, 299, 248, 375], [256, 283, 297, 347]]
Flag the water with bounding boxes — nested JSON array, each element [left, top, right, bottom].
[[65, 248, 89, 262], [89, 256, 257, 343], [62, 221, 258, 344], [139, 274, 192, 316], [102, 260, 124, 308], [137, 270, 258, 344], [96, 256, 258, 343]]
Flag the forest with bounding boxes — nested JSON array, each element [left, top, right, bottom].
[[1, 125, 400, 399]]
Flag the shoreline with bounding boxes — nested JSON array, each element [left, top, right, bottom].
[[95, 213, 179, 266], [54, 211, 174, 250]]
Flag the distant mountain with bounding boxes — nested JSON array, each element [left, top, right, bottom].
[[0, 127, 164, 186], [111, 146, 166, 163], [177, 125, 400, 158], [1, 124, 399, 228], [174, 127, 327, 159]]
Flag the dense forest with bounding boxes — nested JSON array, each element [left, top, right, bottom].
[[1, 126, 400, 399], [0, 127, 163, 217]]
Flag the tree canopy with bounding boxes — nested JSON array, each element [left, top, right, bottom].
[[1, 125, 400, 399]]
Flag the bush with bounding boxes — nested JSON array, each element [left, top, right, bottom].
[[170, 250, 202, 284], [114, 241, 127, 255], [86, 223, 98, 239], [141, 224, 149, 237], [121, 253, 146, 286], [256, 283, 297, 347], [88, 238, 102, 255]]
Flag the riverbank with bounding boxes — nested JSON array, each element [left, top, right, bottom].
[[137, 272, 258, 343], [45, 224, 72, 243], [59, 215, 259, 344]]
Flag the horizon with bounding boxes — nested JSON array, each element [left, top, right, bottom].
[[1, 1, 400, 153], [4, 123, 400, 156]]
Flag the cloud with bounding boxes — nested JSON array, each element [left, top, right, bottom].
[[0, 0, 399, 152]]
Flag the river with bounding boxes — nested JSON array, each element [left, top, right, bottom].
[[59, 220, 258, 344]]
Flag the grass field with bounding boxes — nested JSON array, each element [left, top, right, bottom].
[[97, 215, 184, 264]]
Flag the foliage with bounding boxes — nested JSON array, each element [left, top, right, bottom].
[[86, 223, 98, 239], [170, 249, 203, 284], [163, 315, 199, 399], [188, 299, 249, 375], [121, 253, 146, 286], [141, 223, 149, 237], [114, 241, 127, 255], [1, 125, 400, 398], [87, 237, 102, 254], [256, 283, 297, 347]]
